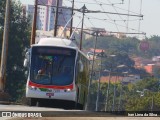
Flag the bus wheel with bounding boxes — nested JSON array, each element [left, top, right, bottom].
[[28, 98, 37, 106]]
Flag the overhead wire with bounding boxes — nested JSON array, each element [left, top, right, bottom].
[[64, 0, 123, 6], [65, 1, 91, 29], [126, 0, 131, 32], [85, 14, 141, 22], [107, 0, 127, 26], [38, 0, 145, 37], [93, 0, 120, 32], [73, 14, 145, 34], [94, 0, 124, 6], [86, 16, 96, 28], [91, 0, 144, 36], [66, 4, 145, 35]]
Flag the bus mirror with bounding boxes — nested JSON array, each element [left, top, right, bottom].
[[79, 60, 84, 72], [23, 58, 28, 67], [24, 50, 30, 67]]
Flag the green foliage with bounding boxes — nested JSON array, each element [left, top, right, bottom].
[[83, 35, 160, 59], [0, 0, 30, 101], [125, 78, 160, 111], [89, 77, 160, 111]]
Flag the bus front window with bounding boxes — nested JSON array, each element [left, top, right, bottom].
[[30, 47, 76, 86]]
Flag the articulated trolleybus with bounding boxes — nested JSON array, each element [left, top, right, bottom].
[[24, 37, 90, 109]]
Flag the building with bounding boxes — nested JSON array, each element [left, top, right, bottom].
[[99, 74, 141, 84], [23, 0, 71, 31], [152, 56, 160, 62], [121, 75, 141, 84], [87, 49, 105, 60], [116, 32, 126, 39], [143, 64, 155, 75]]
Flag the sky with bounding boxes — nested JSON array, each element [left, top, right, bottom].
[[19, 0, 160, 38]]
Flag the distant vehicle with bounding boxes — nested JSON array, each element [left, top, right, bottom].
[[24, 37, 90, 109]]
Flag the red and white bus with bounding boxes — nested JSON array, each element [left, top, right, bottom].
[[24, 37, 90, 109]]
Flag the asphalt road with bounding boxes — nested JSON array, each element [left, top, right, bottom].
[[0, 104, 159, 120]]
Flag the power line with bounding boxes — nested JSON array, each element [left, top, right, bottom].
[[59, 25, 145, 36], [93, 0, 120, 32], [84, 14, 141, 22], [91, 0, 141, 15], [64, 0, 123, 6], [67, 2, 91, 29], [73, 14, 145, 35], [86, 17, 96, 28], [107, 0, 127, 26], [37, 2, 143, 17], [126, 0, 131, 32], [38, 0, 144, 36], [74, 15, 145, 34]]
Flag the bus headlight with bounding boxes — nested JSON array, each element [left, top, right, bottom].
[[28, 86, 37, 91], [64, 88, 74, 92]]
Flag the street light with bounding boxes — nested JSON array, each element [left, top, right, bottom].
[[112, 64, 127, 112], [136, 89, 154, 112], [104, 55, 116, 111], [95, 51, 104, 111], [95, 50, 108, 111]]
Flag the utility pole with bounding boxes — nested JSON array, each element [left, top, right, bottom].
[[70, 0, 74, 37], [0, 0, 10, 93], [30, 0, 38, 45], [151, 95, 153, 112], [118, 72, 128, 111], [95, 37, 102, 111], [80, 4, 87, 50], [112, 75, 117, 112], [105, 68, 111, 111], [104, 55, 116, 111], [86, 31, 99, 110], [54, 0, 60, 37], [95, 50, 106, 111]]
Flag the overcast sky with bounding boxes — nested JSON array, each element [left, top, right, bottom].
[[19, 0, 160, 38]]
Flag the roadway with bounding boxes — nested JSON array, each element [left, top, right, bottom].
[[0, 104, 159, 120]]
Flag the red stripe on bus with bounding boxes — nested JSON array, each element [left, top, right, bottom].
[[28, 81, 73, 89]]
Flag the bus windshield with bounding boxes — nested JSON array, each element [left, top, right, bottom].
[[30, 46, 76, 86]]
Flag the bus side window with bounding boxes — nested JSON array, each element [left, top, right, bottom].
[[75, 56, 80, 84]]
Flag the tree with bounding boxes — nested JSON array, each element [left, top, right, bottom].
[[83, 35, 160, 59], [0, 0, 30, 101], [125, 77, 160, 111]]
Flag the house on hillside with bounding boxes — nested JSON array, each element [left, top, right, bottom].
[[99, 74, 141, 84], [87, 49, 105, 60]]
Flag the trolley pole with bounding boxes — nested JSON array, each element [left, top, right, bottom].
[[30, 0, 38, 45], [54, 0, 60, 37], [0, 0, 10, 93]]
